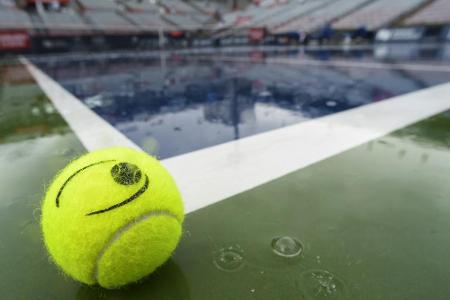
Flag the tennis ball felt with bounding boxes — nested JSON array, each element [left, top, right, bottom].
[[41, 147, 184, 289]]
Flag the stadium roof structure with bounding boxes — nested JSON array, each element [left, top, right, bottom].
[[332, 0, 427, 30], [274, 0, 371, 34], [403, 0, 450, 26]]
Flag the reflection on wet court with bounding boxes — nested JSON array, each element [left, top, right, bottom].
[[1, 44, 450, 299], [32, 44, 450, 158]]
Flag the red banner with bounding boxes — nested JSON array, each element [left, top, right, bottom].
[[0, 31, 31, 51], [249, 28, 265, 42], [169, 31, 184, 38]]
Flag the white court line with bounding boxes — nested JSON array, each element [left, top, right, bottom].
[[21, 57, 141, 151], [199, 56, 450, 73], [164, 83, 450, 213], [22, 57, 450, 214]]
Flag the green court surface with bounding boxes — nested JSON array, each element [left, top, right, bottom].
[[1, 60, 450, 300]]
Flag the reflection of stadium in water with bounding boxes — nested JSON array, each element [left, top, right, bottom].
[[33, 47, 450, 158], [202, 78, 255, 140]]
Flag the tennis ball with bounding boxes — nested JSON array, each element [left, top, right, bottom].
[[41, 147, 184, 289]]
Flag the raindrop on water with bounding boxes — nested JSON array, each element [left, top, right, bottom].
[[271, 236, 303, 258], [56, 147, 75, 157], [213, 245, 245, 272], [32, 207, 41, 222], [301, 269, 347, 299]]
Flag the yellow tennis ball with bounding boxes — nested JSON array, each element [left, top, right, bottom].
[[41, 147, 184, 289]]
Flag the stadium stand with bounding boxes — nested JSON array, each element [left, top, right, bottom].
[[160, 0, 200, 15], [163, 14, 204, 30], [0, 4, 34, 30], [40, 8, 89, 32], [77, 0, 140, 32], [0, 0, 17, 9], [249, 0, 333, 30], [213, 11, 245, 29], [213, 2, 285, 30], [158, 0, 213, 31], [124, 12, 176, 31], [1, 0, 449, 53], [332, 0, 427, 30], [275, 0, 372, 33], [122, 1, 176, 31], [77, 0, 121, 11], [190, 0, 228, 15], [122, 1, 160, 13], [403, 0, 450, 26], [84, 11, 139, 32], [191, 12, 214, 24], [236, 4, 283, 28], [216, 0, 334, 33]]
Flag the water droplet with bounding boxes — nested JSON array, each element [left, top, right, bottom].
[[213, 245, 245, 272], [32, 207, 41, 222], [271, 236, 303, 258], [326, 101, 337, 107], [301, 270, 347, 299], [57, 147, 75, 157], [250, 288, 255, 293]]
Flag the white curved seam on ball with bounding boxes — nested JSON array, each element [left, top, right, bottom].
[[92, 210, 179, 284]]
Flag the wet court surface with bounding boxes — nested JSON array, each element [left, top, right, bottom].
[[1, 44, 450, 299], [31, 43, 450, 158]]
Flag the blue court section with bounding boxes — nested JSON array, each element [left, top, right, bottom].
[[32, 45, 450, 159]]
